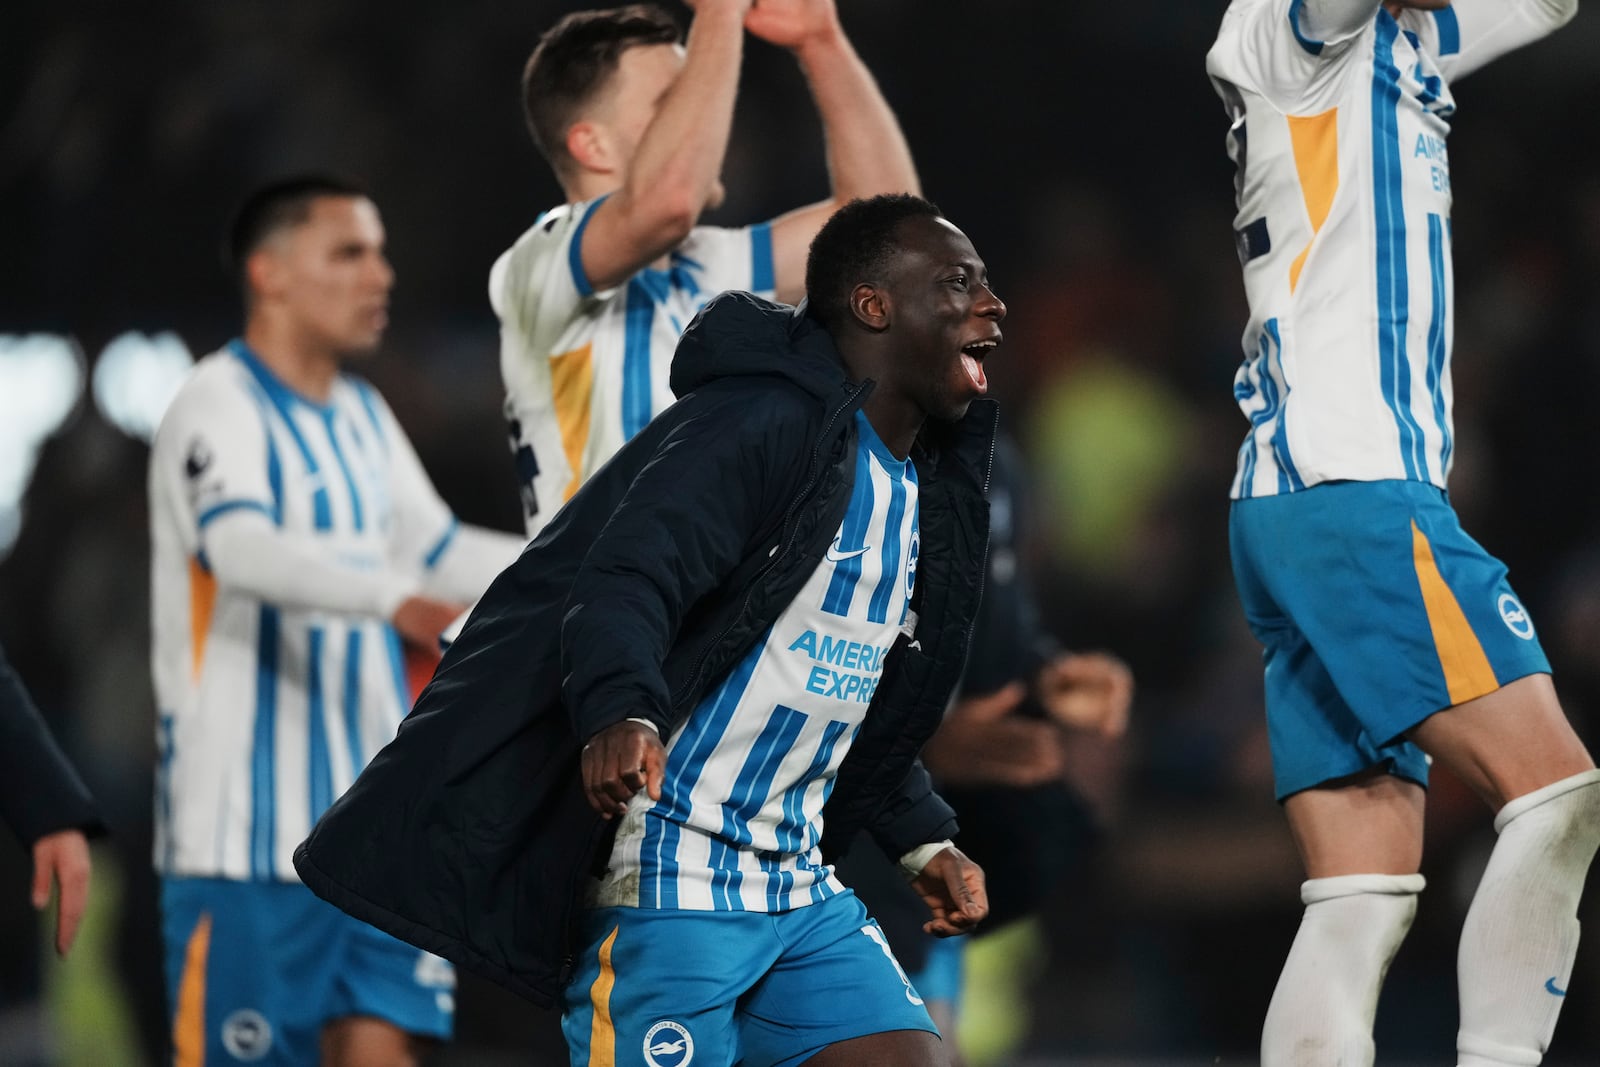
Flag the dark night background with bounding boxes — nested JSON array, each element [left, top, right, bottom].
[[3, 3, 1599, 1063]]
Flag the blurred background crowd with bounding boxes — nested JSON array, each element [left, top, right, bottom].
[[4, 1, 1600, 1063]]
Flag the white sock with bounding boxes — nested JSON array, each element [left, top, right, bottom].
[[1457, 769, 1600, 1067], [1261, 873, 1424, 1067]]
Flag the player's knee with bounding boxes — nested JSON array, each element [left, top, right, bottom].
[[319, 1016, 425, 1067], [1263, 874, 1424, 1065], [1300, 873, 1424, 968], [804, 1028, 949, 1067], [1494, 768, 1600, 857]]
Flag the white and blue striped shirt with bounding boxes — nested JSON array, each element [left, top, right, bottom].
[[592, 412, 919, 912], [491, 198, 778, 536], [150, 342, 519, 881], [1206, 0, 1574, 499]]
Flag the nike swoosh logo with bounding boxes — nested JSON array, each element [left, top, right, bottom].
[[826, 545, 871, 563], [1546, 977, 1567, 997]]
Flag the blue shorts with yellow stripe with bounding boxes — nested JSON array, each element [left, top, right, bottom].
[[1230, 479, 1550, 800], [561, 890, 939, 1067], [161, 877, 454, 1064]]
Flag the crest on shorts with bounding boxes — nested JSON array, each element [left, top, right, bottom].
[[643, 1019, 695, 1067], [220, 1009, 272, 1060]]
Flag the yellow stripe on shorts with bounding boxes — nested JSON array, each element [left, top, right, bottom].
[[1411, 520, 1498, 706], [174, 912, 212, 1067], [588, 924, 621, 1067]]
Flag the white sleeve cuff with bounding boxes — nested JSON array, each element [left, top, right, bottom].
[[897, 840, 954, 880], [625, 717, 661, 737]]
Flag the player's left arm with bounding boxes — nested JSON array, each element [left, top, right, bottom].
[[1415, 0, 1578, 80], [365, 385, 525, 603], [747, 0, 920, 303]]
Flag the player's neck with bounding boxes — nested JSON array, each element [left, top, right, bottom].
[[860, 392, 920, 461], [567, 172, 622, 212], [242, 322, 341, 405]]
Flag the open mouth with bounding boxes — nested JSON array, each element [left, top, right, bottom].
[[960, 338, 998, 393]]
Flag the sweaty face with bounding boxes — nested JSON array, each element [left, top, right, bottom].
[[877, 216, 1006, 422], [256, 196, 393, 358]]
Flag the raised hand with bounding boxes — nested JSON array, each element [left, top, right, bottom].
[[742, 0, 840, 51]]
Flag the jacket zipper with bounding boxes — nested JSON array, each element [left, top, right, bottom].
[[670, 381, 870, 708]]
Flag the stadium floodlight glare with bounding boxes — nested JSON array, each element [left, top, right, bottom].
[[0, 333, 85, 558], [92, 330, 196, 444]]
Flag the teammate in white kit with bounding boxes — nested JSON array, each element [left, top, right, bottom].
[[1207, 2, 1600, 1064], [149, 175, 523, 1066], [496, 0, 920, 536]]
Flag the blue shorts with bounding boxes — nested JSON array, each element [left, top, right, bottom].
[[561, 890, 939, 1067], [905, 934, 966, 1008], [1230, 480, 1550, 800], [161, 877, 454, 1064]]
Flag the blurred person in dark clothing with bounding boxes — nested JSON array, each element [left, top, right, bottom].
[[1, 638, 103, 959], [837, 434, 1134, 1055]]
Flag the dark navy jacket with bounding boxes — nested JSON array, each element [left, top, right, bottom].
[[294, 292, 996, 1007], [1, 642, 104, 847]]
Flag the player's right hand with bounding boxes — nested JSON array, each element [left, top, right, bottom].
[[391, 595, 468, 650], [582, 721, 667, 820]]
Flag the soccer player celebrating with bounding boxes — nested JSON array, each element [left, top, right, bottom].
[[1206, 2, 1599, 1064], [494, 0, 920, 535], [298, 194, 1001, 1066], [148, 175, 524, 1066]]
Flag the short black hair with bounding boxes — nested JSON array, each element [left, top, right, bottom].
[[804, 194, 944, 334], [225, 173, 369, 280], [521, 5, 681, 176]]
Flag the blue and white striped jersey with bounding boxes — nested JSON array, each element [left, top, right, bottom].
[[491, 198, 778, 536], [1206, 0, 1573, 499], [591, 412, 920, 912], [150, 342, 482, 881]]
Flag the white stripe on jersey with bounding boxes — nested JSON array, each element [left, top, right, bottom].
[[151, 342, 450, 881], [592, 412, 920, 912], [1208, 1, 1475, 498], [490, 197, 777, 537]]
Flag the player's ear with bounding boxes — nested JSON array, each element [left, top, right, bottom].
[[246, 248, 283, 302], [566, 121, 615, 176], [849, 283, 889, 332]]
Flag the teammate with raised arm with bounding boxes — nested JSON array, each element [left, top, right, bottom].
[[149, 175, 524, 1066], [496, 0, 919, 534], [1207, 2, 1597, 1064]]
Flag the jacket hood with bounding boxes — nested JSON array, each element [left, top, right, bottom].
[[670, 291, 851, 401]]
